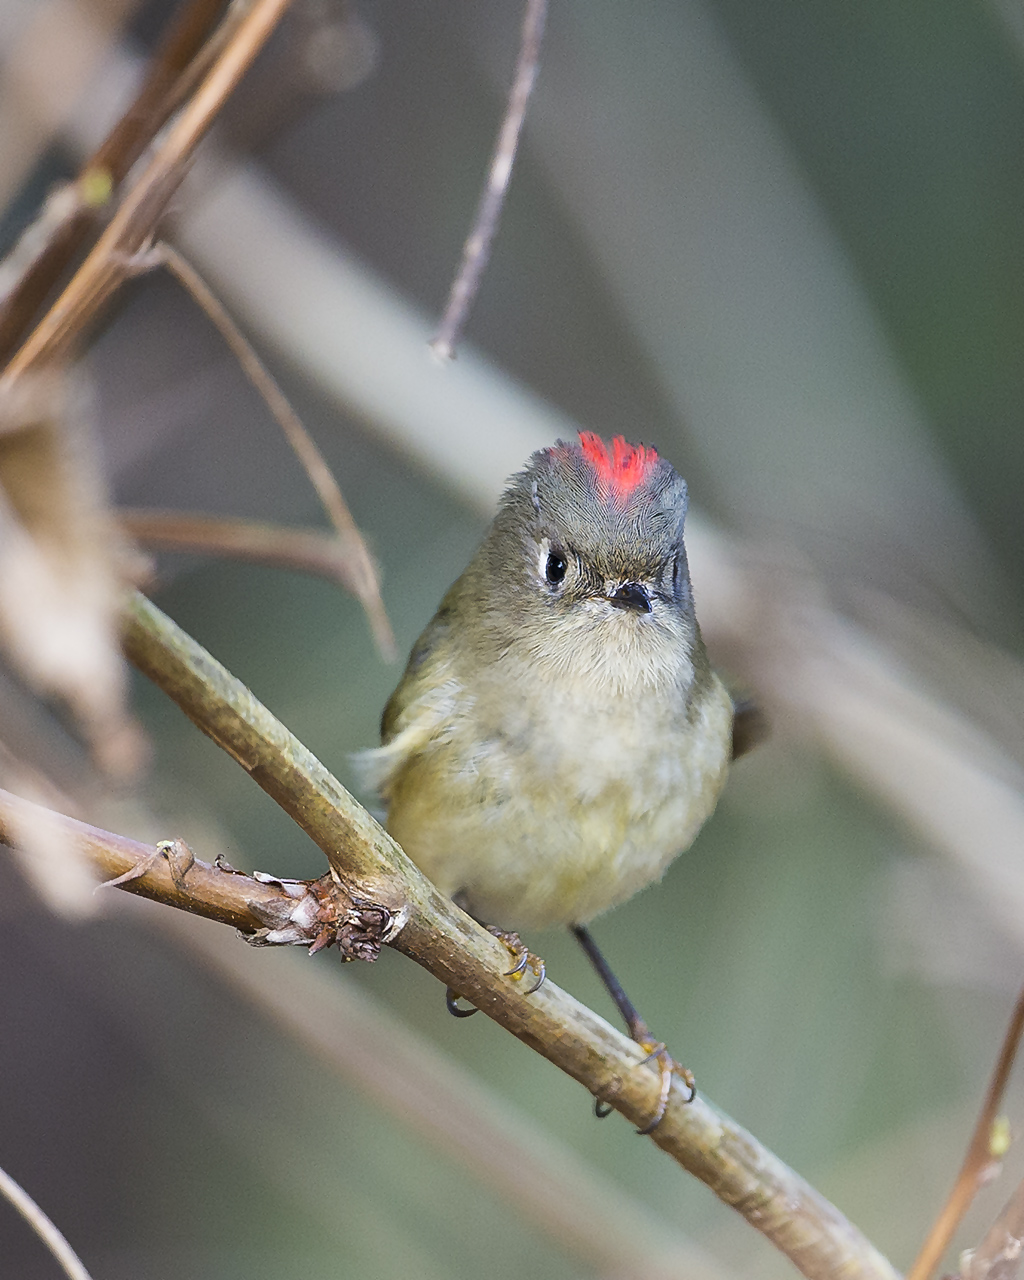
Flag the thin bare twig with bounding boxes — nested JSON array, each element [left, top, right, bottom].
[[151, 243, 394, 658], [118, 509, 372, 589], [431, 0, 547, 360], [0, 1163, 94, 1280], [908, 983, 1024, 1280], [120, 589, 899, 1280]]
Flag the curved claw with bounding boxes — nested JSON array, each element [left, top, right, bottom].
[[488, 927, 546, 995], [524, 958, 546, 995], [445, 987, 479, 1018], [594, 1098, 613, 1119]]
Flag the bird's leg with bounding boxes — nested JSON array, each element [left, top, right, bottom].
[[571, 923, 695, 1132]]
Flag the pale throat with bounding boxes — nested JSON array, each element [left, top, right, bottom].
[[523, 600, 698, 702]]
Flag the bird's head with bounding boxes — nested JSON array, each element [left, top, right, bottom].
[[475, 433, 703, 691]]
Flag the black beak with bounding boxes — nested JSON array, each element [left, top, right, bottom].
[[607, 582, 652, 614]]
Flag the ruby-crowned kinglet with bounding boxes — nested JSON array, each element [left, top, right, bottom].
[[367, 432, 735, 934]]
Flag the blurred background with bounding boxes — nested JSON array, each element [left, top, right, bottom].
[[1, 0, 1024, 1276]]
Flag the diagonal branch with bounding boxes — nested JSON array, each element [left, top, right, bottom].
[[0, 793, 730, 1279], [119, 588, 899, 1280]]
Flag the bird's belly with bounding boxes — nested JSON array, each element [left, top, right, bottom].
[[385, 679, 732, 930]]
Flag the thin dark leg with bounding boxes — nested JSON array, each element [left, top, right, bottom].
[[571, 923, 650, 1042], [571, 923, 694, 1130]]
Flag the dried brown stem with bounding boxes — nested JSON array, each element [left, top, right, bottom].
[[0, 0, 230, 364], [152, 243, 394, 657], [908, 983, 1024, 1280], [119, 509, 372, 589], [431, 0, 547, 360], [120, 589, 898, 1280], [0, 0, 295, 380]]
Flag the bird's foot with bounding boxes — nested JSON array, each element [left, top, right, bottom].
[[595, 1027, 696, 1133], [444, 928, 545, 1018], [488, 927, 546, 995]]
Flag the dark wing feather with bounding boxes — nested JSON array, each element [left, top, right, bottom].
[[731, 697, 769, 760]]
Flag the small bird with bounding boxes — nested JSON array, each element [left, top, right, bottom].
[[365, 433, 751, 1125]]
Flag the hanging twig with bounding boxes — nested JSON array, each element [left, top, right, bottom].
[[151, 242, 394, 658], [430, 0, 547, 360], [0, 1163, 95, 1280], [908, 983, 1024, 1280]]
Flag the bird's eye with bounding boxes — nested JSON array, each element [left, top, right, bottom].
[[545, 550, 568, 585]]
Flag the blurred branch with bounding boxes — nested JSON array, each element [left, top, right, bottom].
[[908, 983, 1024, 1280], [0, 1162, 94, 1280], [152, 241, 394, 658], [0, 0, 295, 380], [120, 589, 899, 1280], [0, 0, 229, 364], [119, 509, 376, 589], [0, 0, 138, 214], [431, 0, 547, 360], [961, 1177, 1024, 1280], [688, 530, 1024, 951]]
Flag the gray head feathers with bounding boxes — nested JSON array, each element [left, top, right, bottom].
[[489, 434, 690, 583]]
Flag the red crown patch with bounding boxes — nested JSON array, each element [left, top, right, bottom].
[[578, 432, 658, 504]]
